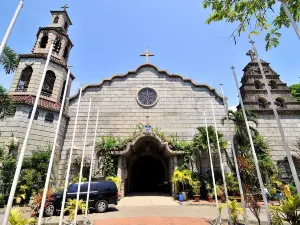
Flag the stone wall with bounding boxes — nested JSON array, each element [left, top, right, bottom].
[[57, 65, 231, 184]]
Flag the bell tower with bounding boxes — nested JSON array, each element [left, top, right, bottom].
[[1, 6, 75, 168]]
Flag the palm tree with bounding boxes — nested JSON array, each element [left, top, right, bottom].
[[221, 110, 259, 148], [0, 85, 15, 120], [0, 46, 19, 74]]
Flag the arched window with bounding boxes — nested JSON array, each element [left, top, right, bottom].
[[60, 80, 66, 102], [254, 80, 262, 89], [53, 38, 62, 54], [17, 66, 33, 91], [275, 97, 286, 108], [40, 35, 48, 48], [64, 22, 68, 31], [28, 109, 39, 120], [258, 97, 268, 108], [42, 70, 56, 95], [269, 80, 277, 89], [45, 113, 54, 123], [63, 46, 69, 60], [54, 16, 59, 24]]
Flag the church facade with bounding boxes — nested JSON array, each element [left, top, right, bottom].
[[1, 8, 299, 197]]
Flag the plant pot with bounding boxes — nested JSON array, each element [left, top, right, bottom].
[[181, 192, 187, 201], [207, 196, 213, 202], [193, 195, 200, 202]]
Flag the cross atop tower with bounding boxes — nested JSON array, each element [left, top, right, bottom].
[[246, 50, 256, 61], [61, 4, 69, 11], [140, 46, 154, 63]]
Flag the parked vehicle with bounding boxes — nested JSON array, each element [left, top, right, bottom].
[[44, 181, 118, 217]]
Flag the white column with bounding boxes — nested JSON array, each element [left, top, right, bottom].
[[37, 67, 71, 225], [204, 110, 219, 212], [117, 156, 123, 179], [58, 88, 83, 225], [0, 0, 24, 60], [231, 66, 271, 225], [74, 98, 92, 223], [210, 100, 232, 224], [219, 85, 248, 225], [251, 41, 300, 194], [2, 42, 53, 225]]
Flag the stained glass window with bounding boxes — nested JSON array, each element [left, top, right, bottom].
[[138, 88, 157, 106]]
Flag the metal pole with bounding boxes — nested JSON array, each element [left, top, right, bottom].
[[219, 84, 248, 225], [251, 41, 300, 194], [210, 100, 232, 225], [2, 42, 54, 225], [85, 109, 100, 221], [231, 66, 271, 224], [204, 110, 219, 212], [0, 0, 24, 60], [74, 98, 92, 223], [58, 88, 83, 225], [279, 0, 300, 39], [37, 67, 72, 225]]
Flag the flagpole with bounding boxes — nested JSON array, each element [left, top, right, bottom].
[[251, 41, 300, 194], [58, 88, 83, 225], [210, 100, 232, 224], [1, 41, 53, 225], [204, 110, 219, 213], [279, 0, 300, 39], [231, 66, 271, 225], [0, 0, 24, 60], [37, 67, 72, 225], [85, 109, 100, 221], [74, 98, 92, 223], [219, 84, 248, 225]]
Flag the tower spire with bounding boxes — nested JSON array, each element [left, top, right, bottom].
[[61, 4, 69, 11]]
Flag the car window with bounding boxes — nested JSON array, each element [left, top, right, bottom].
[[67, 184, 78, 193], [80, 183, 88, 192], [90, 183, 98, 192]]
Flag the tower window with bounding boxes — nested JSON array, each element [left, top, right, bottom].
[[63, 46, 69, 60], [254, 80, 262, 89], [42, 70, 56, 95], [28, 109, 39, 120], [53, 38, 62, 54], [54, 16, 59, 24], [269, 80, 277, 89], [64, 22, 68, 31], [45, 113, 54, 123], [17, 66, 33, 91], [40, 35, 48, 48], [258, 97, 268, 108], [60, 80, 66, 102], [275, 97, 286, 108]]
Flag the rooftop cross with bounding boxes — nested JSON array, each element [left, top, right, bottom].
[[246, 50, 255, 61], [61, 4, 69, 11], [140, 46, 154, 63]]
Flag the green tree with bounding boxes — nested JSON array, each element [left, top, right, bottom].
[[0, 46, 19, 74], [289, 84, 300, 101], [0, 85, 15, 120], [203, 0, 300, 50]]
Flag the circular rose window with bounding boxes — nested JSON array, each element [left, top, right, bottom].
[[137, 87, 158, 107]]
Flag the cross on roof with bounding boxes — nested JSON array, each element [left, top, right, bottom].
[[246, 50, 255, 61], [140, 46, 154, 63], [61, 4, 69, 11]]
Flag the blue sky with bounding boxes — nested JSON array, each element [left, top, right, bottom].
[[1, 0, 300, 108]]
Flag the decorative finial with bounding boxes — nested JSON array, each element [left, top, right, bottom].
[[230, 66, 235, 70], [140, 46, 154, 64], [249, 40, 255, 44], [246, 50, 255, 61], [61, 4, 69, 11]]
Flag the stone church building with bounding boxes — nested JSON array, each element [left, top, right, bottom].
[[1, 8, 299, 197]]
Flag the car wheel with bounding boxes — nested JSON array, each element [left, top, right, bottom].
[[44, 204, 55, 217], [95, 200, 108, 213]]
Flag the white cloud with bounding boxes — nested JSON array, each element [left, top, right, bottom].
[[229, 105, 237, 112]]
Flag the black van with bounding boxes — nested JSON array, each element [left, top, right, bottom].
[[44, 181, 118, 217]]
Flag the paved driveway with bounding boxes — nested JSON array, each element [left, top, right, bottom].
[[118, 194, 178, 206]]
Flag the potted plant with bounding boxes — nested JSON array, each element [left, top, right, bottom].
[[0, 194, 4, 208], [192, 180, 201, 202], [216, 184, 225, 202], [171, 169, 192, 201], [206, 183, 213, 202]]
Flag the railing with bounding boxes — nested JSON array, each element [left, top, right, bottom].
[[41, 91, 52, 98], [15, 88, 27, 92]]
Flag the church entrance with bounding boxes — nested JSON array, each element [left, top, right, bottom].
[[129, 155, 167, 193]]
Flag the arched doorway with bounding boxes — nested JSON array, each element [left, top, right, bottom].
[[129, 154, 168, 193]]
